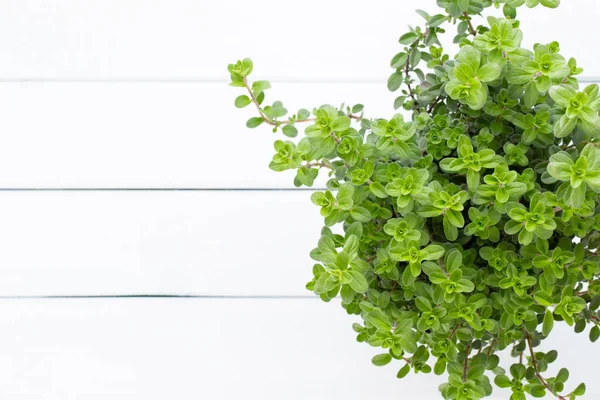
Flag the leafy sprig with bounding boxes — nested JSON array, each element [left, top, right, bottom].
[[229, 0, 600, 398]]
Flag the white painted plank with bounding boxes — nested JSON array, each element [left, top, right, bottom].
[[0, 0, 598, 80], [0, 298, 597, 399], [0, 82, 395, 188], [0, 299, 443, 399], [0, 191, 324, 296]]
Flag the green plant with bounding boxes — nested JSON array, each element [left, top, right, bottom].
[[228, 0, 600, 398]]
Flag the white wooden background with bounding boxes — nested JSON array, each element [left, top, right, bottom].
[[1, 1, 599, 398]]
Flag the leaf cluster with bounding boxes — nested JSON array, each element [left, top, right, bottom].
[[229, 1, 600, 398]]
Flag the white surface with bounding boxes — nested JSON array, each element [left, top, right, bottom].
[[0, 82, 394, 188], [1, 0, 599, 80], [1, 0, 599, 398], [0, 191, 322, 296], [0, 298, 596, 400], [0, 299, 444, 400]]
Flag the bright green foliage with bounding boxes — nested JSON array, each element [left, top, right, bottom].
[[546, 143, 600, 208], [504, 193, 557, 245], [229, 0, 599, 399], [473, 17, 523, 64], [445, 46, 502, 110], [549, 85, 600, 138]]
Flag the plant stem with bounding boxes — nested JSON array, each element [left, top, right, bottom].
[[462, 344, 472, 382], [304, 161, 333, 170], [427, 95, 444, 113], [463, 13, 477, 36], [404, 58, 419, 109], [448, 323, 461, 339], [525, 332, 567, 400], [242, 77, 361, 126], [487, 339, 496, 357]]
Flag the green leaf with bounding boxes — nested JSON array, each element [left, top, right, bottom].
[[503, 4, 517, 18], [416, 296, 433, 312], [369, 182, 388, 198], [590, 325, 600, 343], [540, 0, 560, 7], [466, 170, 481, 192], [554, 114, 577, 138], [331, 116, 351, 133], [535, 291, 554, 307], [344, 235, 360, 256], [457, 0, 470, 12], [393, 96, 407, 110], [338, 183, 355, 201], [351, 206, 372, 222], [399, 32, 419, 44], [428, 14, 447, 28], [477, 63, 502, 82], [397, 364, 411, 379], [495, 374, 512, 388], [458, 45, 481, 71], [569, 184, 586, 209], [572, 382, 586, 396], [556, 367, 569, 383], [246, 117, 263, 128], [510, 363, 526, 380], [367, 310, 392, 331], [543, 310, 554, 336], [371, 353, 392, 367], [409, 49, 422, 68], [524, 83, 538, 108], [410, 261, 422, 277], [352, 104, 364, 113], [251, 80, 271, 95], [388, 72, 403, 92], [549, 85, 576, 108], [445, 249, 463, 271], [423, 245, 445, 260], [443, 217, 458, 241], [282, 125, 298, 138], [348, 270, 369, 293], [445, 209, 465, 228], [528, 385, 546, 398], [340, 284, 355, 304], [234, 95, 252, 108], [297, 109, 311, 120]]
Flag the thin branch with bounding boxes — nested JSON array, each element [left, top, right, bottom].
[[448, 323, 461, 340], [519, 351, 523, 365], [525, 332, 567, 400], [487, 339, 497, 357], [304, 161, 333, 170], [427, 95, 444, 113], [463, 13, 477, 36], [404, 57, 419, 109], [462, 344, 472, 382], [243, 77, 273, 124], [242, 77, 361, 126]]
